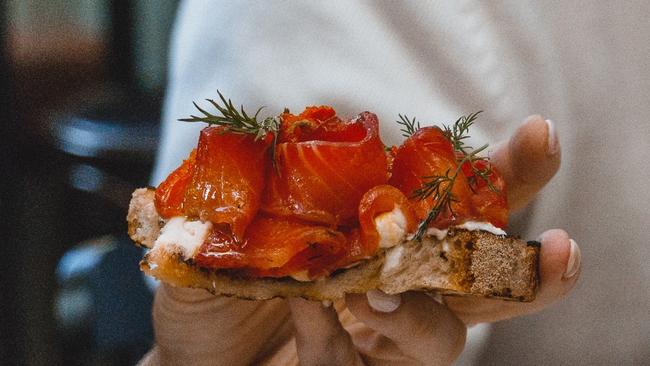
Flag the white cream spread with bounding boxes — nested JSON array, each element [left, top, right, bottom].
[[456, 221, 506, 236], [374, 207, 408, 248], [421, 221, 506, 240], [441, 239, 450, 253], [154, 217, 212, 260], [382, 245, 405, 274], [426, 227, 449, 240]]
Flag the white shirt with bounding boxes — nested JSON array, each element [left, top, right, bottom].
[[153, 1, 650, 364]]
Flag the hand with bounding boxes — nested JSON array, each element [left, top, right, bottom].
[[140, 115, 580, 366], [139, 287, 292, 366], [288, 115, 581, 365]]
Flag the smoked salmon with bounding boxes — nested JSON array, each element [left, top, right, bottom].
[[358, 185, 417, 252], [389, 127, 474, 228], [461, 158, 508, 228], [154, 149, 196, 218], [195, 215, 350, 279], [262, 109, 389, 226], [155, 126, 272, 239]]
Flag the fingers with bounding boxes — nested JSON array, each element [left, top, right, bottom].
[[153, 284, 291, 366], [491, 115, 561, 211], [533, 229, 581, 305], [288, 297, 365, 366], [366, 289, 401, 312], [346, 292, 466, 366], [445, 229, 581, 324]]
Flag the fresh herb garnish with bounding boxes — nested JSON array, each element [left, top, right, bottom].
[[396, 114, 421, 138], [180, 90, 280, 172], [180, 90, 279, 140], [442, 111, 482, 152], [441, 111, 497, 192]]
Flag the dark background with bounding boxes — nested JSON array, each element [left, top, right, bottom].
[[1, 1, 179, 364]]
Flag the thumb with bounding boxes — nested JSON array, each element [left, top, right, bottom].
[[346, 291, 466, 365], [288, 298, 365, 366], [152, 284, 291, 366], [444, 228, 581, 324], [491, 115, 561, 211]]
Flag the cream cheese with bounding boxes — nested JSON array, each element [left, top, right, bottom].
[[382, 245, 405, 274], [422, 221, 506, 240], [426, 227, 449, 240], [456, 221, 506, 236], [374, 207, 408, 248], [441, 239, 450, 253], [154, 216, 212, 260]]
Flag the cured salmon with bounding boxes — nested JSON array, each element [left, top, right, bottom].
[[358, 185, 417, 251], [389, 127, 474, 228], [155, 126, 272, 239], [460, 158, 508, 228], [262, 108, 389, 226], [195, 215, 350, 279], [154, 149, 196, 218], [389, 126, 508, 229]]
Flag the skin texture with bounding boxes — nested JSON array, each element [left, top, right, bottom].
[[139, 115, 580, 366]]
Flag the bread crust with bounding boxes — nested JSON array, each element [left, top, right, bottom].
[[128, 188, 539, 301]]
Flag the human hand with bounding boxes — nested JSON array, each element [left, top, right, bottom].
[[138, 286, 292, 366], [288, 115, 581, 365]]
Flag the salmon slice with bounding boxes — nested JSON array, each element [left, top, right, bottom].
[[262, 110, 389, 226], [389, 127, 474, 228], [155, 126, 272, 240], [358, 185, 417, 252], [195, 215, 350, 279], [279, 105, 367, 143], [390, 127, 508, 229], [460, 158, 509, 228], [155, 149, 196, 218]]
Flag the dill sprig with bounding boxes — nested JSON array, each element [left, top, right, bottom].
[[411, 146, 489, 240], [442, 111, 482, 152], [444, 111, 497, 192], [396, 114, 421, 138], [179, 90, 279, 141], [180, 91, 280, 172], [412, 174, 457, 241]]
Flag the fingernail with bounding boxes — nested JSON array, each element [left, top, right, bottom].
[[367, 290, 401, 313], [545, 119, 559, 155], [425, 291, 445, 304], [563, 239, 581, 279]]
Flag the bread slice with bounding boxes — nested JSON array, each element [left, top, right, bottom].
[[128, 188, 540, 301]]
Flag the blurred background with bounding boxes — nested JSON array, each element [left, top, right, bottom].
[[1, 1, 179, 364]]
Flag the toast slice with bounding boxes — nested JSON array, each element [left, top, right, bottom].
[[128, 188, 540, 301]]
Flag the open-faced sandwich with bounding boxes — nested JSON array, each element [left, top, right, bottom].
[[127, 93, 539, 302]]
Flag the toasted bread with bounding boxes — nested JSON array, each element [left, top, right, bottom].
[[128, 188, 539, 301]]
